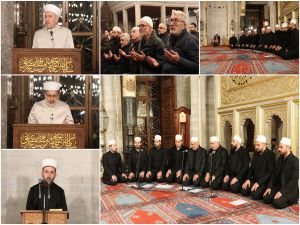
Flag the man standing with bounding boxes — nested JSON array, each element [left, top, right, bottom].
[[129, 16, 165, 74], [241, 135, 275, 200], [263, 137, 299, 209], [157, 23, 170, 47], [189, 23, 199, 39], [163, 10, 199, 74], [145, 135, 166, 183], [26, 159, 68, 213], [128, 137, 148, 183], [222, 135, 250, 193], [280, 19, 299, 60], [182, 137, 207, 187], [102, 140, 128, 185], [201, 136, 228, 190], [28, 81, 74, 124], [32, 4, 74, 48], [165, 135, 188, 184]]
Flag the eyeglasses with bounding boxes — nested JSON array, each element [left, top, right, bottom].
[[170, 18, 185, 24]]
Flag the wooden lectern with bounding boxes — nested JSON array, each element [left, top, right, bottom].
[[12, 48, 82, 74], [13, 124, 85, 149], [21, 210, 68, 224]]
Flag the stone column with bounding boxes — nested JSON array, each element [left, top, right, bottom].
[[135, 3, 141, 25], [123, 8, 128, 32], [174, 76, 191, 109], [269, 2, 276, 28], [1, 1, 14, 74], [160, 5, 166, 24], [1, 76, 7, 148], [184, 6, 189, 26], [113, 11, 118, 26]]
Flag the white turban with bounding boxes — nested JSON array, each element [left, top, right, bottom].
[[43, 81, 61, 91], [108, 140, 116, 146], [256, 135, 266, 144], [280, 137, 291, 147], [290, 19, 297, 25], [44, 4, 61, 18], [134, 137, 141, 142], [112, 26, 121, 33], [190, 137, 198, 143], [275, 24, 280, 28], [281, 23, 288, 28], [175, 134, 183, 141], [140, 16, 153, 28], [210, 136, 219, 143], [42, 158, 57, 169], [232, 135, 242, 144], [266, 26, 271, 30], [264, 21, 269, 26], [154, 135, 161, 141]]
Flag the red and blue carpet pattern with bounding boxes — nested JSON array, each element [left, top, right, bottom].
[[100, 182, 299, 224], [200, 47, 299, 74]]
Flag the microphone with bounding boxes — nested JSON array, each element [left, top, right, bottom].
[[38, 178, 42, 199], [181, 149, 189, 153], [50, 31, 54, 41], [50, 113, 54, 122], [209, 151, 216, 157]]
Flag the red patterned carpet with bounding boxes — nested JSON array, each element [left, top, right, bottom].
[[200, 46, 299, 74], [100, 182, 299, 224]]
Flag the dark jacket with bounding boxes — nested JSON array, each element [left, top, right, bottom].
[[184, 146, 207, 177], [158, 32, 170, 48], [147, 146, 167, 173], [225, 146, 250, 181], [286, 28, 299, 51], [229, 36, 238, 46], [267, 152, 299, 203], [103, 151, 125, 179], [162, 29, 199, 74], [165, 145, 188, 172], [128, 148, 148, 174], [206, 146, 228, 178], [247, 148, 275, 186]]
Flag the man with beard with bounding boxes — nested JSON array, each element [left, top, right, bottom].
[[26, 159, 68, 213], [222, 135, 250, 193], [28, 81, 74, 124], [280, 19, 299, 60], [145, 135, 166, 183], [165, 135, 188, 184], [201, 136, 228, 190], [128, 137, 148, 183], [129, 16, 164, 74], [241, 135, 275, 200], [157, 23, 170, 47], [274, 23, 289, 56], [182, 137, 207, 187], [162, 10, 199, 74], [189, 23, 199, 39], [102, 140, 128, 185], [263, 137, 299, 209], [229, 33, 238, 49], [126, 27, 141, 74]]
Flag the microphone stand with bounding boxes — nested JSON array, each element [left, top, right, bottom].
[[181, 149, 187, 191], [209, 151, 217, 198], [136, 149, 142, 189]]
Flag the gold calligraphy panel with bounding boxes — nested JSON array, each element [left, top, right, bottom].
[[18, 57, 74, 73], [20, 132, 77, 149]]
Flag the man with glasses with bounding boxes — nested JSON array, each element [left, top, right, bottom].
[[162, 10, 199, 74], [158, 23, 170, 47], [129, 16, 165, 74], [28, 81, 74, 124]]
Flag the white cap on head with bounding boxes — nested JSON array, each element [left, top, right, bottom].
[[154, 135, 161, 141], [256, 135, 266, 144], [108, 139, 116, 146], [254, 29, 257, 32], [44, 4, 61, 18], [43, 81, 61, 91], [134, 137, 141, 142], [232, 135, 242, 144], [175, 134, 183, 141], [140, 16, 153, 28], [266, 26, 271, 30], [280, 137, 291, 146], [281, 22, 288, 28], [42, 158, 57, 169], [241, 30, 244, 33], [112, 26, 121, 33], [261, 28, 265, 31], [190, 137, 198, 143], [264, 21, 269, 26], [275, 24, 280, 28], [290, 19, 297, 25], [210, 136, 219, 143]]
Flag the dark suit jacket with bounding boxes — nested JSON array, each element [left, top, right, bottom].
[[206, 146, 228, 178], [184, 146, 207, 177]]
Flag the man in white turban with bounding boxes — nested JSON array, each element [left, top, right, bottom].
[[241, 135, 276, 200], [263, 137, 299, 209], [32, 4, 74, 48], [26, 158, 68, 213], [28, 81, 74, 124]]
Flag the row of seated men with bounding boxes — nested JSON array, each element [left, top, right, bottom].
[[229, 19, 299, 60], [102, 134, 299, 209]]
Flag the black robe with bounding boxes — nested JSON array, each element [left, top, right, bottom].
[[184, 146, 207, 176], [165, 145, 188, 172], [147, 146, 167, 173], [26, 182, 68, 212], [102, 151, 126, 180], [206, 146, 228, 178], [229, 36, 238, 48], [128, 148, 148, 174]]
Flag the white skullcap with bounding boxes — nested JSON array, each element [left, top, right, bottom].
[[241, 31, 244, 33], [175, 134, 183, 141], [232, 135, 242, 144], [264, 21, 269, 26], [275, 24, 280, 28], [132, 26, 139, 31], [108, 139, 116, 146], [290, 19, 297, 25], [280, 137, 291, 146], [140, 16, 153, 28], [190, 137, 198, 142], [281, 22, 288, 28], [134, 137, 141, 142], [154, 135, 161, 141], [248, 30, 251, 33], [210, 136, 219, 143], [112, 26, 121, 33], [42, 158, 57, 169], [44, 4, 61, 18], [266, 26, 271, 30], [256, 135, 266, 144], [43, 81, 61, 91], [254, 29, 257, 32], [261, 28, 265, 31]]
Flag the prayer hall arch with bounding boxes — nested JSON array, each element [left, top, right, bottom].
[[223, 121, 233, 151], [242, 118, 255, 153], [269, 115, 283, 157]]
